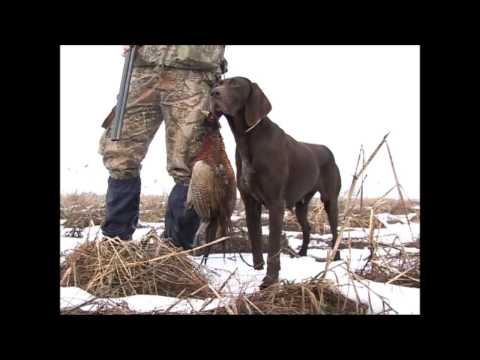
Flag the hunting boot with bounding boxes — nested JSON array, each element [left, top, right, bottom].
[[164, 183, 200, 250], [101, 176, 141, 241]]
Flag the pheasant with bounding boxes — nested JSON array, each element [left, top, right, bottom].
[[187, 112, 237, 256]]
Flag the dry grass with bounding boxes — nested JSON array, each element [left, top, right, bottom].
[[61, 192, 105, 210], [61, 193, 105, 228], [60, 133, 420, 315], [61, 301, 136, 315], [60, 192, 418, 234], [360, 261, 420, 288], [200, 278, 368, 315], [358, 248, 420, 288], [61, 193, 168, 230], [139, 194, 168, 222], [60, 230, 214, 299], [355, 205, 420, 289], [284, 197, 419, 234]]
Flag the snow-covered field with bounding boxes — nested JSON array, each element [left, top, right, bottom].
[[60, 212, 420, 315]]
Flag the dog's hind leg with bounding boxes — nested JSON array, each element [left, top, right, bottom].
[[320, 163, 342, 261], [324, 198, 340, 261], [296, 191, 316, 256]]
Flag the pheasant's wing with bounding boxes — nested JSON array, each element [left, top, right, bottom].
[[221, 151, 237, 216], [187, 160, 219, 221]]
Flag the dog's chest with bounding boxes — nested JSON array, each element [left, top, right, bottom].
[[238, 160, 253, 192], [238, 160, 264, 203]]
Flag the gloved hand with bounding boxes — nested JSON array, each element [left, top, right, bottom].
[[121, 45, 142, 57]]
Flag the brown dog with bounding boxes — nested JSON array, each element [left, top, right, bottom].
[[210, 77, 341, 289]]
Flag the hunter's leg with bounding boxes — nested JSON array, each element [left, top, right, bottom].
[[160, 69, 217, 248], [99, 66, 162, 240]]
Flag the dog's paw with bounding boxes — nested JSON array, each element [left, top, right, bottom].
[[253, 262, 264, 270], [259, 275, 278, 290]]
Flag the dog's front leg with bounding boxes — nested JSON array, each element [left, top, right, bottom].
[[261, 200, 285, 289], [242, 192, 264, 270]]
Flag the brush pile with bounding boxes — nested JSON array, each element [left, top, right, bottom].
[[358, 241, 420, 288], [201, 278, 368, 315], [359, 255, 420, 288], [60, 231, 214, 299]]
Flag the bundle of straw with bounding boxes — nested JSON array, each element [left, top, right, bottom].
[[201, 278, 368, 315], [359, 255, 420, 288], [60, 232, 214, 299]]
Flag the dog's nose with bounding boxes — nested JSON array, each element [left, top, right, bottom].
[[211, 88, 220, 97]]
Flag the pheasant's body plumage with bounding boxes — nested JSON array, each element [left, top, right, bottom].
[[187, 115, 236, 248]]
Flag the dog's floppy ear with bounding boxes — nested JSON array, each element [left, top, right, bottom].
[[244, 83, 272, 127]]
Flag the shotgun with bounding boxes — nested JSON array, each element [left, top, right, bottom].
[[110, 45, 137, 141]]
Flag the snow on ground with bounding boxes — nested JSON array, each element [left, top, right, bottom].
[[60, 216, 420, 315], [191, 249, 419, 315], [61, 251, 418, 314], [61, 286, 222, 313]]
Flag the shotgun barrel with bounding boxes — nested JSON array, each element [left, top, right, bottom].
[[110, 45, 137, 141]]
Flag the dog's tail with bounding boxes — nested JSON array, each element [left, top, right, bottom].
[[335, 163, 342, 196]]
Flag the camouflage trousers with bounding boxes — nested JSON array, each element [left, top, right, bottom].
[[99, 66, 218, 184]]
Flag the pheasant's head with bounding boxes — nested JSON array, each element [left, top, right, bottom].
[[201, 110, 221, 131]]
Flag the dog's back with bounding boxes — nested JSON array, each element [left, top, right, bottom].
[[301, 142, 336, 167]]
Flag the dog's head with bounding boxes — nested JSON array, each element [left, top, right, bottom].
[[210, 77, 272, 128]]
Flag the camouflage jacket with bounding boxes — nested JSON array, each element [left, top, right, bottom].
[[135, 45, 227, 74]]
